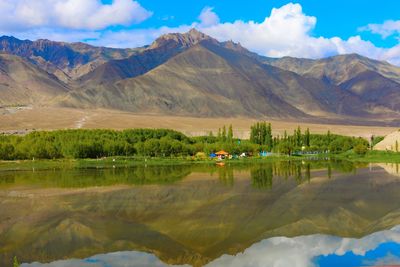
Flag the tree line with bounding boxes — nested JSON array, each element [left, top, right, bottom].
[[0, 123, 370, 160]]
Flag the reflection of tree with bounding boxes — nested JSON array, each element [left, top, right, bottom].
[[330, 160, 357, 173], [1, 165, 193, 188], [251, 165, 273, 189], [218, 167, 234, 186], [0, 174, 15, 185], [295, 165, 302, 183], [305, 163, 311, 182]]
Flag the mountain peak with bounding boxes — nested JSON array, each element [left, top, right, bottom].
[[221, 40, 250, 53], [149, 29, 215, 50]]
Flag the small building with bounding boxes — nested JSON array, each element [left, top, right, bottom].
[[215, 150, 229, 160]]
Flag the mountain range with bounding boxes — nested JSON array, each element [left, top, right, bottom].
[[1, 29, 400, 124]]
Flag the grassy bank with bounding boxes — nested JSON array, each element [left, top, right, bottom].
[[332, 150, 400, 163], [0, 155, 300, 171], [0, 150, 398, 172]]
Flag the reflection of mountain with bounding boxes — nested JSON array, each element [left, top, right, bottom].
[[22, 225, 400, 267], [377, 163, 400, 177], [1, 164, 400, 266]]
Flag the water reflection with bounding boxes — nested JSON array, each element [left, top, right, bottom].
[[208, 225, 400, 267], [251, 165, 273, 189], [23, 251, 190, 267], [0, 160, 367, 190], [0, 165, 193, 188], [1, 160, 400, 267], [22, 226, 400, 267]]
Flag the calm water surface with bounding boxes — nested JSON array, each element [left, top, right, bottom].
[[1, 160, 400, 267]]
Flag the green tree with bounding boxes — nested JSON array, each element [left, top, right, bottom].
[[227, 124, 233, 143], [354, 143, 368, 155], [265, 123, 273, 151], [222, 126, 227, 142], [295, 126, 302, 147], [304, 128, 310, 147], [278, 141, 292, 155], [327, 130, 331, 144]]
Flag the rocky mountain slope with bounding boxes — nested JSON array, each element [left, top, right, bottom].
[[1, 29, 400, 123], [0, 53, 69, 107], [0, 36, 138, 82], [264, 54, 400, 114]]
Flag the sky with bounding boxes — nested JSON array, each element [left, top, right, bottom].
[[2, 0, 400, 64]]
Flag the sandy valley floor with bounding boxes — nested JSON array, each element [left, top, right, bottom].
[[0, 107, 397, 138]]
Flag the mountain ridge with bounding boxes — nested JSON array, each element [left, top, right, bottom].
[[1, 30, 400, 124]]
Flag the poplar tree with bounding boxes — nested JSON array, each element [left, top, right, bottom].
[[227, 125, 233, 143], [304, 128, 310, 147], [296, 126, 302, 147], [222, 126, 227, 142]]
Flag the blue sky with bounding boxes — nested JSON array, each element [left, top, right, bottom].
[[1, 0, 400, 64]]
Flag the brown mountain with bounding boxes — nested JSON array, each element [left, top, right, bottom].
[[78, 29, 218, 85], [61, 37, 378, 118], [0, 53, 69, 107], [1, 30, 400, 123], [340, 70, 400, 111], [0, 36, 138, 82], [265, 54, 400, 112], [264, 54, 400, 85]]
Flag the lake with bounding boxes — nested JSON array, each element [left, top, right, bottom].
[[1, 160, 400, 267]]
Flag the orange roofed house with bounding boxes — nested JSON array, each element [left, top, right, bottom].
[[215, 150, 230, 160]]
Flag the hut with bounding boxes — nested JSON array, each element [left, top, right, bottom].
[[215, 150, 229, 160]]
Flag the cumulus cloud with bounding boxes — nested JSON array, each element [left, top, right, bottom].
[[85, 3, 400, 65], [0, 0, 152, 31], [195, 3, 400, 64], [198, 7, 220, 27]]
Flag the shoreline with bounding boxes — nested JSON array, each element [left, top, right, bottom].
[[0, 151, 399, 172]]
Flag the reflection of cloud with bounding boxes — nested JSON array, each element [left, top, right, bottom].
[[206, 226, 400, 267], [22, 251, 190, 267], [22, 226, 400, 267]]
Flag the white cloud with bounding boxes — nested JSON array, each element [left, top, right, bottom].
[[0, 0, 152, 31], [361, 20, 400, 39], [198, 7, 220, 27], [86, 3, 400, 66], [194, 3, 400, 65], [199, 3, 336, 59]]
